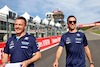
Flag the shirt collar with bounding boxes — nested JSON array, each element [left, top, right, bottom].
[[14, 33, 28, 40]]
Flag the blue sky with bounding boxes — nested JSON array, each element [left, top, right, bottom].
[[0, 0, 100, 25]]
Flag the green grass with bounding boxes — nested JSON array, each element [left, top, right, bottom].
[[91, 30, 100, 34]]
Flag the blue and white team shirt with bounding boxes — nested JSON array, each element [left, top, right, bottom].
[[4, 33, 40, 67], [59, 31, 88, 67]]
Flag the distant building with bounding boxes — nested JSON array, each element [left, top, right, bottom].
[[53, 10, 64, 24], [46, 12, 54, 22], [0, 5, 17, 42], [46, 10, 65, 27]]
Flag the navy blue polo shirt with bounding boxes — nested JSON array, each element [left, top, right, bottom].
[[59, 31, 88, 67], [4, 33, 40, 67]]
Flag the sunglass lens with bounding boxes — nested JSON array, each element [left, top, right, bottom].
[[69, 21, 72, 24], [73, 21, 76, 23], [68, 21, 76, 24]]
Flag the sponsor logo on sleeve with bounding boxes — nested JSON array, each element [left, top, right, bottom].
[[35, 40, 40, 50]]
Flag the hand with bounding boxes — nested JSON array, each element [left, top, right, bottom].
[[53, 61, 58, 67], [90, 64, 94, 67], [1, 63, 6, 67], [20, 61, 29, 67]]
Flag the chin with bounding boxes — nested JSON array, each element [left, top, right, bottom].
[[70, 27, 75, 29], [16, 31, 21, 34], [16, 33, 21, 34]]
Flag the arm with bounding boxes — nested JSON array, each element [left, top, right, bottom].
[[84, 45, 94, 67], [1, 53, 9, 67], [20, 51, 41, 67], [53, 46, 63, 67]]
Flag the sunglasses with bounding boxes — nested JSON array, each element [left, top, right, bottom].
[[68, 21, 76, 24]]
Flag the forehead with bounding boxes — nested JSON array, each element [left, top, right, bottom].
[[68, 17, 76, 21], [15, 19, 25, 24]]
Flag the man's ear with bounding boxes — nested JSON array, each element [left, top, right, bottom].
[[75, 22, 77, 26], [25, 25, 27, 29], [67, 22, 69, 25]]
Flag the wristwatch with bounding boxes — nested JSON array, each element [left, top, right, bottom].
[[90, 62, 93, 65]]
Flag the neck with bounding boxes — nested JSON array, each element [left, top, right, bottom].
[[69, 28, 77, 33], [16, 32, 26, 39]]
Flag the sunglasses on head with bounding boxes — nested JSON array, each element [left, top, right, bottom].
[[68, 21, 76, 24]]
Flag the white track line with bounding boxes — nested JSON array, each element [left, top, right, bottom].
[[33, 43, 59, 55], [40, 43, 59, 52]]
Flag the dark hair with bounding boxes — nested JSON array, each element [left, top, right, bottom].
[[67, 15, 77, 21], [16, 16, 27, 25]]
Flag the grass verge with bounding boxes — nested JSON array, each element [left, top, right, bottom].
[[91, 30, 100, 34]]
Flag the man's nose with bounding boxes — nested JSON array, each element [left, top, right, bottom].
[[16, 25, 19, 27], [71, 22, 74, 24]]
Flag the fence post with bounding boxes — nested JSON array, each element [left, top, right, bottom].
[[6, 15, 9, 40], [55, 27, 57, 36], [45, 28, 47, 37], [9, 23, 11, 37]]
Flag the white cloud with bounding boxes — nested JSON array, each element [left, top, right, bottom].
[[0, 0, 100, 25]]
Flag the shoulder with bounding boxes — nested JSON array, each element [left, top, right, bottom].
[[27, 34, 36, 40], [77, 31, 83, 34], [7, 36, 15, 42], [63, 32, 69, 36], [61, 32, 69, 38]]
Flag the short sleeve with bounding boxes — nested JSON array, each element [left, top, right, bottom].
[[58, 35, 65, 47], [3, 41, 10, 54], [31, 37, 40, 53], [83, 34, 88, 46]]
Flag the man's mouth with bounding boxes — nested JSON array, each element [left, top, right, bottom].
[[16, 28, 21, 31]]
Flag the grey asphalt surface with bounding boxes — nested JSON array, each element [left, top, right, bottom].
[[35, 32, 100, 67]]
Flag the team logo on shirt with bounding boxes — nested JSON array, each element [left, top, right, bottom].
[[75, 38, 82, 43], [9, 41, 14, 49], [21, 41, 29, 49], [21, 41, 29, 45], [66, 37, 71, 44], [76, 33, 80, 37], [21, 46, 28, 49], [24, 37, 29, 40]]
